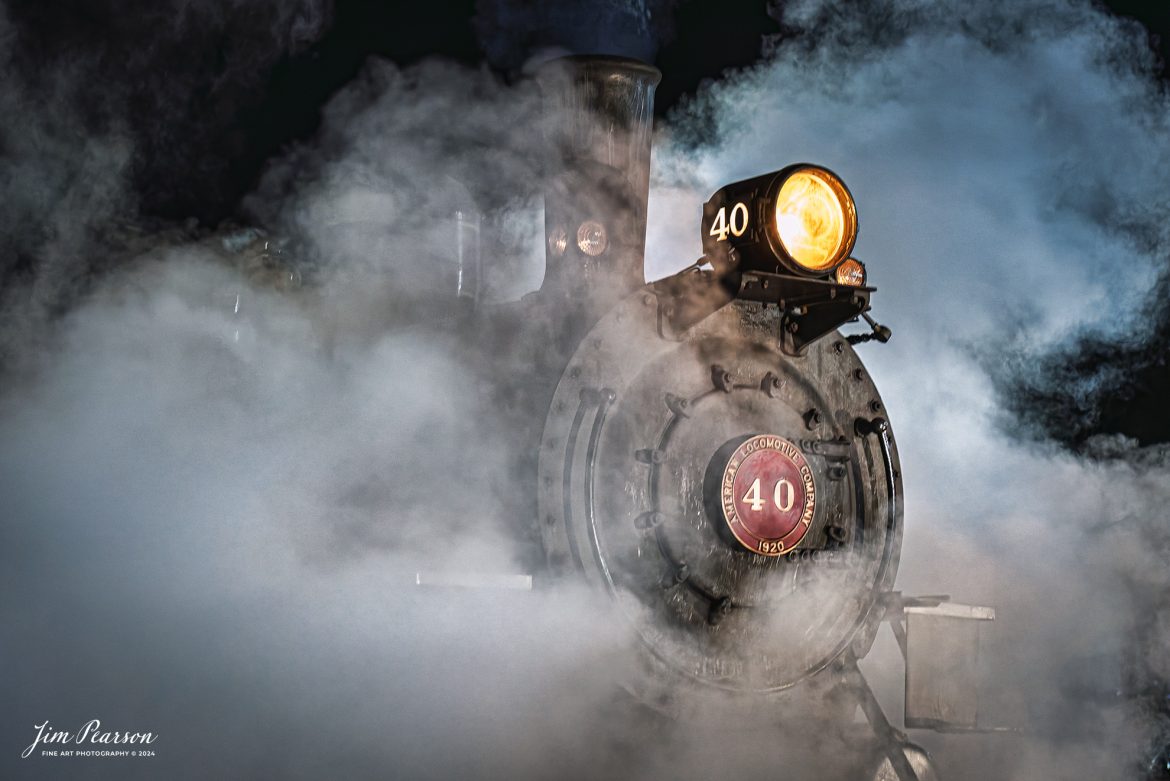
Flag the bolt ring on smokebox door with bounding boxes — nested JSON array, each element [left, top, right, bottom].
[[537, 281, 903, 693]]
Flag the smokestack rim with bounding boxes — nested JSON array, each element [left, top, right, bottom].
[[534, 53, 662, 87]]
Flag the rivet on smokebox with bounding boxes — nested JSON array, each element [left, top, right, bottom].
[[636, 448, 665, 464], [659, 563, 689, 589], [852, 368, 865, 382], [869, 399, 882, 413], [712, 365, 734, 392], [760, 372, 781, 398], [635, 511, 665, 530], [855, 417, 890, 436], [804, 407, 822, 429], [665, 393, 691, 418], [708, 597, 734, 626]]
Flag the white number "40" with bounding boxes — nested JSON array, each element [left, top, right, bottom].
[[742, 477, 796, 512], [709, 202, 749, 241]]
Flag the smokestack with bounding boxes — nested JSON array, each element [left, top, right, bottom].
[[536, 56, 661, 323]]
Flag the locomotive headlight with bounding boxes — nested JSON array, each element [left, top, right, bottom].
[[835, 258, 867, 287], [577, 220, 608, 256], [702, 164, 859, 277], [548, 226, 568, 256], [774, 169, 855, 271]]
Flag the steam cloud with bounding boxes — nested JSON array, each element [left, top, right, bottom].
[[2, 0, 1169, 779], [648, 0, 1170, 776]]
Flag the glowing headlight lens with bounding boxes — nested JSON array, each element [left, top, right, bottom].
[[773, 168, 856, 272], [576, 220, 608, 256], [835, 258, 866, 287]]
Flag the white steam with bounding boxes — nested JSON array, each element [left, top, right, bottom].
[[2, 0, 1169, 780], [648, 0, 1169, 777]]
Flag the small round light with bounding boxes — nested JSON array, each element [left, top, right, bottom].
[[773, 168, 856, 272], [548, 226, 568, 256], [835, 258, 866, 287], [576, 220, 608, 257]]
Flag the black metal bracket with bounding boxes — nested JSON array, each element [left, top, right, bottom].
[[648, 269, 871, 354], [734, 272, 873, 355]]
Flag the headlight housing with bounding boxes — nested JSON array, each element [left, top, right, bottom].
[[702, 164, 859, 278]]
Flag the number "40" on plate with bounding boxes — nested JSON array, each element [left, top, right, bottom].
[[709, 202, 749, 241], [741, 477, 797, 513]]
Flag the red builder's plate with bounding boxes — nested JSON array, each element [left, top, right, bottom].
[[721, 435, 816, 556]]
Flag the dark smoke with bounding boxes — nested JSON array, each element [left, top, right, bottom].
[[6, 0, 329, 222], [0, 0, 331, 370], [991, 285, 1170, 450]]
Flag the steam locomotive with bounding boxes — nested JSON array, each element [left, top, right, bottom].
[[529, 58, 900, 693], [477, 55, 983, 781], [223, 54, 991, 781]]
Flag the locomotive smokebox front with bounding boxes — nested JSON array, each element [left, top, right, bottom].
[[536, 289, 902, 693]]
